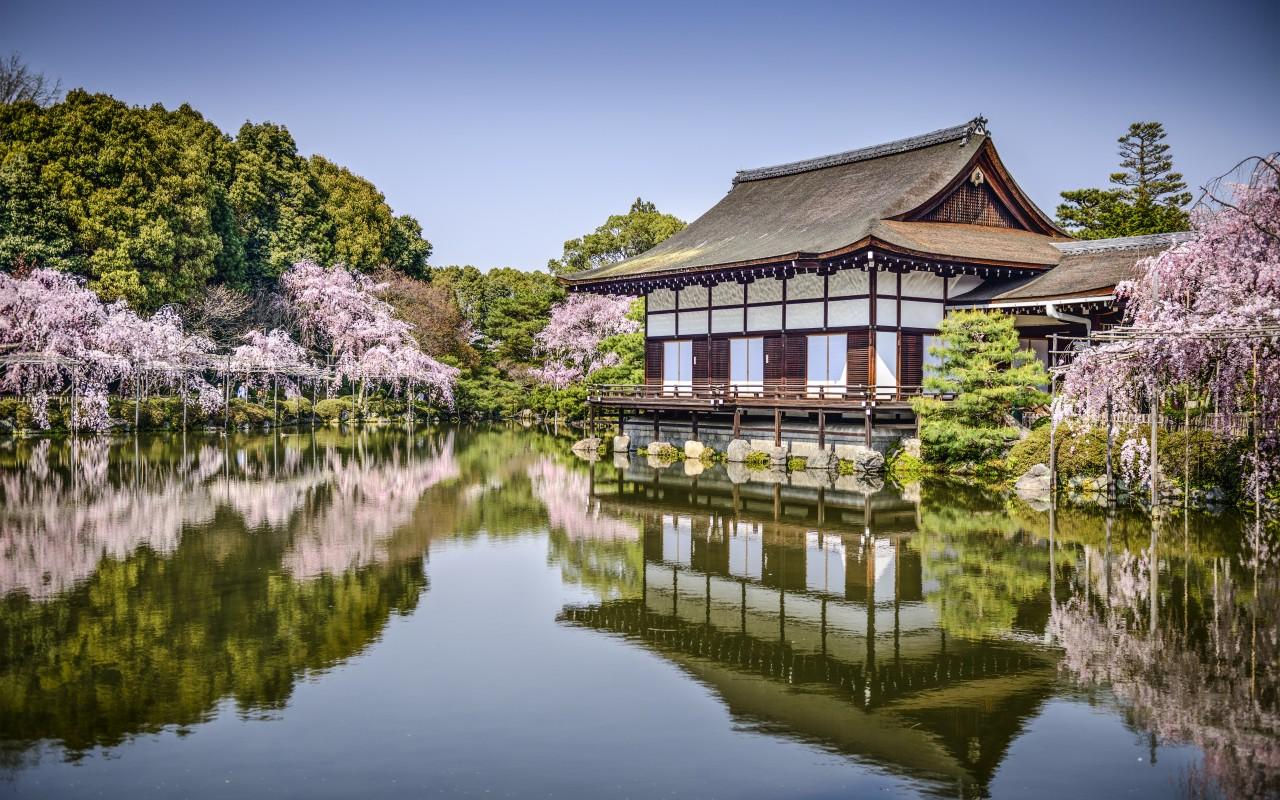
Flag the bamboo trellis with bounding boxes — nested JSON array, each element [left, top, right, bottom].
[[0, 348, 427, 431], [1044, 322, 1277, 509]]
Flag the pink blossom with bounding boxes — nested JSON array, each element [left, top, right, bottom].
[[531, 294, 638, 389], [1059, 159, 1280, 494]]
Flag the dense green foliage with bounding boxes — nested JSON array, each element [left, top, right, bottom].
[[0, 91, 430, 309], [0, 76, 677, 423], [547, 197, 686, 276], [912, 310, 1048, 467], [1056, 121, 1192, 239], [1005, 423, 1245, 496]]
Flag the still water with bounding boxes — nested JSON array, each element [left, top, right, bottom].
[[0, 428, 1275, 799]]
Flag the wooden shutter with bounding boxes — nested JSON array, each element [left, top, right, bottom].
[[846, 330, 870, 390], [710, 339, 730, 385], [644, 340, 663, 386], [899, 333, 923, 391], [784, 335, 807, 391], [692, 339, 710, 389], [763, 336, 784, 388]]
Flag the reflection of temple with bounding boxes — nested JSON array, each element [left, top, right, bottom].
[[561, 462, 1059, 796]]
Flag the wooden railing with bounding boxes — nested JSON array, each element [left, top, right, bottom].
[[588, 383, 948, 405]]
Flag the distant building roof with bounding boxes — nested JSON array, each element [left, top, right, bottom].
[[562, 117, 1067, 285], [948, 232, 1195, 306]]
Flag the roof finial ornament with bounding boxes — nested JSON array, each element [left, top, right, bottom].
[[962, 115, 989, 145]]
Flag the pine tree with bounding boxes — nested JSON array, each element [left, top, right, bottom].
[[1057, 122, 1192, 239], [911, 310, 1048, 466]]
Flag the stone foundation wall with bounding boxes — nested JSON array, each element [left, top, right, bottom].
[[618, 413, 908, 454]]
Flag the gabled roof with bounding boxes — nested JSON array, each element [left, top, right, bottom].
[[563, 117, 1067, 285], [948, 232, 1195, 306]]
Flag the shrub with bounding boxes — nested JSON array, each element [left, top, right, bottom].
[[786, 456, 807, 471], [279, 397, 313, 422], [0, 397, 36, 430], [743, 451, 770, 469], [229, 399, 272, 427], [1006, 424, 1246, 497], [889, 451, 927, 482], [314, 397, 356, 422]]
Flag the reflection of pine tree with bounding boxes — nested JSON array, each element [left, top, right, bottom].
[[913, 480, 1050, 638]]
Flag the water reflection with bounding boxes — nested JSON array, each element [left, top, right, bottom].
[[0, 428, 567, 756], [564, 458, 1278, 798], [0, 430, 1274, 798]]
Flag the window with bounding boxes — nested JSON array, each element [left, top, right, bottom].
[[806, 333, 847, 397], [729, 337, 764, 395], [663, 340, 693, 390], [875, 331, 898, 396]]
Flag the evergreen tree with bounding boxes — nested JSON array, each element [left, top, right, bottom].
[[0, 152, 75, 271], [547, 197, 685, 275], [1057, 122, 1192, 239], [0, 91, 433, 309], [911, 310, 1048, 466]]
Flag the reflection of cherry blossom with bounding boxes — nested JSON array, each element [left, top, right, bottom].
[[526, 457, 639, 542], [1050, 559, 1280, 798], [282, 434, 459, 579], [0, 433, 460, 598]]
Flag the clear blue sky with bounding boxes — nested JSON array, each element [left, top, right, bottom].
[[3, 0, 1277, 270]]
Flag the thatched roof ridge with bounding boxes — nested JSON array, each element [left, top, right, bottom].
[[562, 117, 1066, 285], [948, 231, 1195, 305], [733, 117, 988, 183]]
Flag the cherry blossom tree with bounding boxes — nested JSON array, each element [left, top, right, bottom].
[[1058, 157, 1280, 496], [231, 328, 312, 416], [531, 293, 638, 390], [0, 269, 221, 431], [0, 268, 107, 427], [280, 260, 458, 408], [529, 292, 638, 430]]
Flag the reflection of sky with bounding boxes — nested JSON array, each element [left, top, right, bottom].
[[804, 531, 845, 595], [661, 515, 692, 566], [874, 540, 896, 604], [728, 521, 763, 581]]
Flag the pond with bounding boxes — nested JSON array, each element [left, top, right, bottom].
[[0, 427, 1275, 799]]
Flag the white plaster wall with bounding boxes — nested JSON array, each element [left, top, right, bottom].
[[648, 312, 675, 336], [710, 307, 744, 334], [746, 304, 782, 332], [828, 298, 869, 326]]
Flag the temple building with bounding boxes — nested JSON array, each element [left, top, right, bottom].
[[560, 117, 1189, 450]]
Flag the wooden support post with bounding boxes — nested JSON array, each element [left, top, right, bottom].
[[691, 411, 698, 441], [223, 357, 230, 430], [817, 411, 826, 449], [1048, 334, 1059, 498], [864, 406, 873, 448], [732, 408, 741, 438], [70, 373, 78, 436], [653, 409, 660, 441], [1150, 382, 1159, 508], [773, 407, 781, 447], [1105, 392, 1115, 503]]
